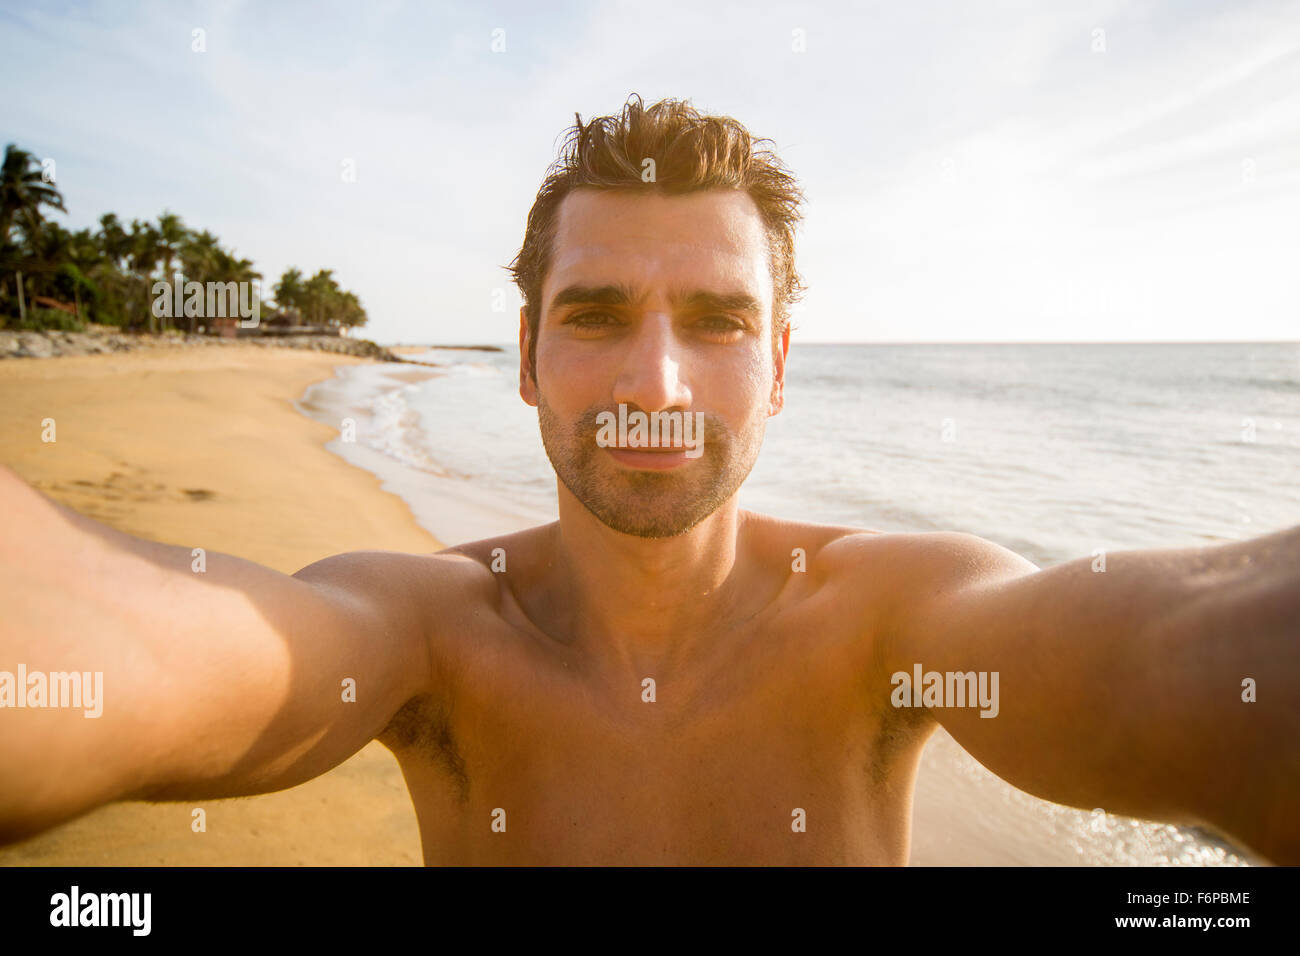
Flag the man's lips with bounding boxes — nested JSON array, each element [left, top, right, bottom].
[[603, 446, 694, 470]]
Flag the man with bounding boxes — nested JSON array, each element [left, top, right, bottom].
[[1, 95, 1296, 865]]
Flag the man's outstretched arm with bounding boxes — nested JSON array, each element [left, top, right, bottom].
[[0, 464, 445, 844], [879, 527, 1300, 864]]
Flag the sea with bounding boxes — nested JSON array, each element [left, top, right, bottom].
[[297, 341, 1300, 866]]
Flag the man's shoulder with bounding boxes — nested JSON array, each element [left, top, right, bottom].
[[785, 522, 1036, 577], [744, 517, 1038, 616], [291, 542, 514, 640], [739, 511, 985, 575], [781, 525, 1040, 699], [819, 529, 1041, 675], [861, 530, 1040, 591], [433, 521, 558, 571], [738, 510, 884, 572], [296, 522, 563, 588], [293, 545, 498, 593]]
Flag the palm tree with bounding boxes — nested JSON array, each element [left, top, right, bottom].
[[337, 289, 367, 328], [200, 246, 262, 328], [229, 254, 263, 323], [304, 268, 337, 325], [273, 267, 304, 320], [210, 247, 259, 283], [23, 223, 96, 324], [180, 230, 220, 281], [0, 144, 66, 248], [88, 214, 135, 328], [179, 229, 221, 331], [230, 256, 260, 285], [2, 220, 67, 324], [96, 213, 130, 269], [23, 221, 72, 295], [61, 227, 102, 321], [1, 145, 67, 321], [155, 211, 188, 280], [147, 211, 188, 331], [128, 219, 163, 332]]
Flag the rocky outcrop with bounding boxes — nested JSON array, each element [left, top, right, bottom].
[[0, 327, 405, 362]]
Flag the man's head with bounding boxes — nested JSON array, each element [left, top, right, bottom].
[[506, 94, 806, 538]]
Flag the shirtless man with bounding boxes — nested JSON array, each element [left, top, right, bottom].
[[1, 95, 1297, 865]]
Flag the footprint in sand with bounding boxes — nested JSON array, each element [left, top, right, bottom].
[[40, 472, 217, 508]]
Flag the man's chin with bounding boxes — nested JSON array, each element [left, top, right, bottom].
[[578, 489, 716, 539], [594, 514, 708, 539]]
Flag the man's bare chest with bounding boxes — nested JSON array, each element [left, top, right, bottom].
[[382, 604, 928, 864]]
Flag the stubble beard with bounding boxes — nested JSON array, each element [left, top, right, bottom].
[[536, 393, 766, 539]]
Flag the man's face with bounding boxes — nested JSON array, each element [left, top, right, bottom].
[[520, 187, 789, 538]]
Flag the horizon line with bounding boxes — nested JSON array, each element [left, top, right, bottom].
[[389, 339, 1300, 347]]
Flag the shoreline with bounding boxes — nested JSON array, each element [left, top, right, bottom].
[[0, 344, 441, 865], [295, 356, 556, 544]]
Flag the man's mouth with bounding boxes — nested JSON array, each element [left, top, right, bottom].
[[604, 446, 694, 470]]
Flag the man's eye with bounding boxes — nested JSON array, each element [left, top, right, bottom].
[[565, 312, 743, 333], [569, 311, 617, 327], [699, 315, 744, 332]]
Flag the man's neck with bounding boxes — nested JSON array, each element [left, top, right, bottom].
[[548, 489, 751, 678]]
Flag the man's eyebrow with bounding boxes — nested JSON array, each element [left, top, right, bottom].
[[549, 283, 639, 312], [674, 289, 763, 318], [548, 283, 763, 318]]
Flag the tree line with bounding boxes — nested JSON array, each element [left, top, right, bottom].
[[0, 143, 368, 333]]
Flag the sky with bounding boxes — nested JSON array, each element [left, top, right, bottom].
[[2, 0, 1298, 344]]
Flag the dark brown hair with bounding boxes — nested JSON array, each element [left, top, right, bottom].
[[506, 93, 806, 375]]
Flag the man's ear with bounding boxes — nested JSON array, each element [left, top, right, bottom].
[[519, 306, 539, 407], [770, 321, 790, 416]]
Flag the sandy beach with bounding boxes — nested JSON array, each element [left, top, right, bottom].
[[0, 345, 440, 865]]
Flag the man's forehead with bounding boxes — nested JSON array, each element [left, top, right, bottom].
[[552, 187, 767, 251], [546, 188, 772, 308]]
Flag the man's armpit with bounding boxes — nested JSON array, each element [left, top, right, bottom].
[[377, 693, 470, 802]]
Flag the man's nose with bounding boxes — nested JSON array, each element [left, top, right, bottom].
[[611, 312, 692, 413]]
